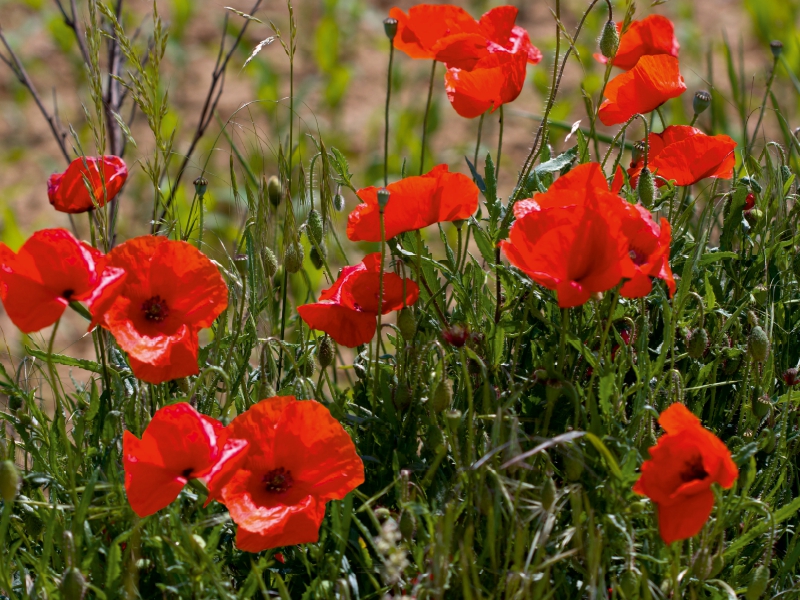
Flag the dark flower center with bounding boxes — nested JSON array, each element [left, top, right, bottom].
[[263, 467, 293, 493], [679, 455, 708, 483], [142, 295, 170, 322], [629, 247, 648, 266], [62, 289, 75, 300], [181, 468, 193, 479]]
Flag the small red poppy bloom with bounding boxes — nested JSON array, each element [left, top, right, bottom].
[[389, 4, 478, 60], [744, 193, 756, 211], [619, 204, 676, 299], [628, 126, 737, 187], [348, 165, 479, 242], [444, 51, 527, 118], [90, 236, 228, 384], [634, 403, 737, 545], [211, 396, 364, 552], [501, 163, 635, 308], [123, 403, 248, 517], [298, 253, 419, 347], [595, 15, 679, 71], [47, 156, 128, 214], [0, 229, 125, 333], [598, 55, 686, 126]]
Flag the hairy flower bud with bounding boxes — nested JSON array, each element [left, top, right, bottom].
[[310, 245, 327, 270], [637, 167, 656, 207], [318, 335, 334, 369], [397, 307, 416, 339], [60, 568, 87, 600], [748, 326, 770, 363], [284, 242, 304, 274], [687, 328, 709, 359], [780, 165, 793, 183], [333, 193, 345, 212], [541, 477, 556, 512], [306, 209, 324, 246], [746, 565, 770, 600], [431, 379, 453, 413], [599, 20, 620, 59], [693, 90, 711, 115], [267, 175, 282, 207], [393, 384, 412, 411], [0, 459, 20, 501]]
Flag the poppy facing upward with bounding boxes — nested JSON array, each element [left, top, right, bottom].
[[90, 236, 228, 384], [634, 403, 737, 545], [298, 253, 419, 347], [595, 15, 680, 71], [123, 403, 248, 517], [627, 125, 737, 187], [348, 165, 479, 242], [0, 229, 126, 333], [598, 55, 686, 126], [210, 396, 364, 552], [47, 156, 128, 214]]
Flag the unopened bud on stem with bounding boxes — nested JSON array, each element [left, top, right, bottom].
[[599, 20, 619, 59], [637, 166, 656, 207]]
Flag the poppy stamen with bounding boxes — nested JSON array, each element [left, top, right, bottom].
[[142, 295, 170, 322], [679, 455, 708, 483], [263, 467, 293, 493]]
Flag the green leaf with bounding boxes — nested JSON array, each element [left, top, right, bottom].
[[724, 495, 800, 559], [470, 219, 496, 264], [698, 251, 739, 265], [26, 348, 112, 375]]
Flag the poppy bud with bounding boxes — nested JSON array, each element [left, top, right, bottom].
[[620, 570, 640, 600], [782, 367, 799, 386], [8, 394, 22, 411], [193, 176, 208, 198], [748, 326, 770, 363], [333, 193, 346, 212], [564, 453, 583, 482], [318, 335, 334, 369], [442, 323, 470, 347], [752, 393, 771, 419], [431, 379, 453, 413], [383, 17, 398, 41], [427, 423, 444, 452], [739, 456, 756, 489], [752, 284, 768, 304], [741, 176, 762, 193], [22, 509, 43, 538], [541, 477, 556, 512], [637, 167, 656, 207], [599, 20, 620, 59], [310, 245, 327, 270], [693, 90, 711, 115], [744, 208, 763, 226], [709, 554, 725, 579], [781, 165, 792, 183], [393, 384, 412, 411], [769, 40, 783, 59], [300, 357, 316, 378], [284, 242, 304, 274], [258, 380, 277, 400], [377, 187, 391, 212], [0, 459, 20, 501], [397, 307, 416, 339], [306, 209, 324, 246], [399, 510, 415, 541], [60, 568, 87, 600], [746, 565, 770, 600], [758, 427, 776, 453], [687, 328, 709, 359], [262, 246, 278, 278], [267, 175, 282, 207], [234, 253, 248, 278]]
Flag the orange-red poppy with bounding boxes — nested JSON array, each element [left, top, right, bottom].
[[619, 204, 675, 298], [389, 4, 477, 60], [89, 236, 228, 384], [298, 252, 419, 347], [633, 403, 737, 545], [210, 396, 364, 552], [47, 156, 128, 214], [598, 55, 686, 126], [444, 51, 527, 118], [501, 163, 635, 307], [123, 403, 248, 517], [628, 126, 737, 187], [0, 229, 125, 333], [595, 15, 679, 71], [348, 165, 479, 242]]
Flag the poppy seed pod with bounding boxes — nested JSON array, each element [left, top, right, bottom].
[[284, 242, 304, 274], [631, 140, 646, 165], [748, 326, 770, 363], [693, 90, 711, 115], [770, 40, 783, 59], [397, 307, 416, 339], [383, 17, 398, 41], [599, 20, 620, 59], [377, 187, 391, 212], [637, 167, 656, 207], [307, 209, 324, 246], [193, 176, 208, 198], [318, 335, 334, 369], [60, 568, 87, 600], [0, 459, 20, 501], [782, 367, 799, 386], [267, 175, 282, 207], [752, 393, 771, 419]]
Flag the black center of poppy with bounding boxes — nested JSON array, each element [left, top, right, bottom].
[[142, 295, 170, 322], [263, 467, 293, 493], [181, 468, 193, 479], [629, 247, 648, 266], [62, 289, 75, 300], [679, 455, 708, 483]]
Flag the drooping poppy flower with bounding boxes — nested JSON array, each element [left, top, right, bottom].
[[0, 228, 126, 333], [348, 165, 479, 242], [389, 4, 478, 60], [627, 126, 737, 187], [501, 163, 635, 308], [633, 403, 737, 545], [210, 396, 364, 552], [444, 51, 527, 118], [619, 204, 675, 298], [298, 253, 419, 347], [598, 55, 686, 126], [595, 15, 680, 71], [123, 402, 248, 517], [47, 156, 128, 214], [89, 236, 228, 384]]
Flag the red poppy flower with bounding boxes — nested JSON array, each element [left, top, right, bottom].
[[389, 4, 478, 60], [595, 15, 679, 71], [633, 403, 737, 545], [619, 204, 675, 298], [123, 403, 248, 517], [598, 55, 686, 126], [90, 236, 228, 384], [47, 156, 128, 214], [348, 165, 479, 242], [211, 396, 364, 552], [298, 253, 419, 347], [0, 229, 126, 333], [628, 126, 737, 187], [444, 51, 527, 118], [500, 163, 635, 308]]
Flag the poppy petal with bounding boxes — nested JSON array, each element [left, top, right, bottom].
[[297, 302, 377, 348], [47, 156, 128, 214], [657, 489, 715, 545]]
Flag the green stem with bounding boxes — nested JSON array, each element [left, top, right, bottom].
[[384, 39, 395, 186], [496, 105, 504, 181], [559, 308, 569, 376], [196, 193, 205, 250], [373, 210, 387, 403], [420, 60, 437, 175], [473, 113, 485, 169]]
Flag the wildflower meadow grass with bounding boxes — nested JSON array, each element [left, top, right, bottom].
[[1, 0, 800, 598]]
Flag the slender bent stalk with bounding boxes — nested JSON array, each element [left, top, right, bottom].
[[496, 105, 504, 181], [384, 39, 395, 186], [473, 113, 485, 169], [373, 210, 387, 402], [420, 60, 437, 175]]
